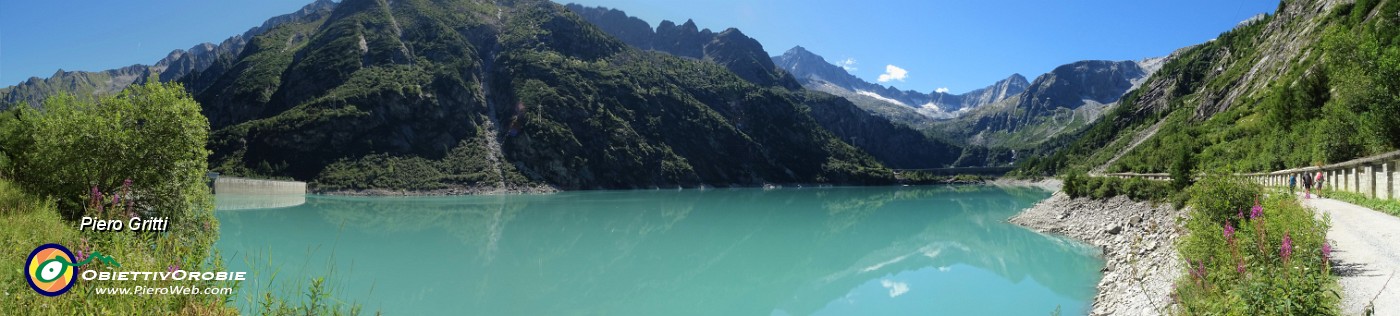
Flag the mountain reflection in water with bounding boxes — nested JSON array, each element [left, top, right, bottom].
[[215, 185, 1099, 315]]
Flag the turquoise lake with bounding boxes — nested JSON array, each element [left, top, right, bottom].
[[214, 185, 1102, 315]]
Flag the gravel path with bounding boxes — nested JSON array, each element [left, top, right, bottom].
[[1301, 193, 1400, 315]]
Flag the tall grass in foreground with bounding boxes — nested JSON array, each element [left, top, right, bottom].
[[1174, 176, 1339, 315], [0, 179, 236, 314], [0, 179, 371, 315]]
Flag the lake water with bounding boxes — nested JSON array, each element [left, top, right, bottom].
[[214, 185, 1102, 315]]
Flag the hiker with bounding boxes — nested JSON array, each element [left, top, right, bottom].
[[1315, 171, 1325, 194], [1289, 174, 1297, 193], [1303, 172, 1314, 199]]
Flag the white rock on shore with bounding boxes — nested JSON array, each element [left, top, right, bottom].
[[1010, 192, 1184, 316]]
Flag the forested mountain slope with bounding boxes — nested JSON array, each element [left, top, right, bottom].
[[565, 3, 966, 169], [191, 0, 904, 191], [1017, 0, 1400, 176]]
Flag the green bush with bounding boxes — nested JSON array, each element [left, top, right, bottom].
[[1175, 186, 1337, 315], [1062, 172, 1174, 202], [4, 81, 212, 225], [1062, 170, 1083, 197], [1188, 175, 1262, 224], [0, 82, 365, 313], [1093, 177, 1117, 199]]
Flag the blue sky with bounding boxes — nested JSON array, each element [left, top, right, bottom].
[[1, 1, 1278, 93], [0, 0, 312, 87]]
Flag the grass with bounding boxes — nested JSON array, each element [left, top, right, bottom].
[[0, 179, 238, 314], [1320, 190, 1400, 217], [0, 178, 367, 315]]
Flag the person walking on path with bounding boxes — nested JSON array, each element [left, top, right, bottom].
[[1315, 171, 1325, 193], [1304, 172, 1314, 199], [1289, 174, 1297, 193]]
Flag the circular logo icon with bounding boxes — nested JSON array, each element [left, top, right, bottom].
[[26, 243, 77, 297]]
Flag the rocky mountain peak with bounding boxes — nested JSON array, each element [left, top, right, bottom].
[[771, 45, 1029, 116], [566, 4, 795, 88], [1007, 73, 1029, 86], [705, 28, 795, 88], [1034, 60, 1146, 106], [680, 19, 700, 32]]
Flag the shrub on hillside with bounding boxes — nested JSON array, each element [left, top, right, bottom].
[[1063, 172, 1174, 202], [1188, 175, 1261, 225], [0, 81, 212, 225], [1063, 171, 1086, 198], [1175, 186, 1336, 315]]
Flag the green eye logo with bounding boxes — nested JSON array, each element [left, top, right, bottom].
[[25, 243, 121, 297]]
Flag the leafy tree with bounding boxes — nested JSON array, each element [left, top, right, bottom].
[[6, 81, 211, 222], [1171, 142, 1195, 191]]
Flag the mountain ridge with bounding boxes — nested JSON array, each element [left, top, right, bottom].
[[564, 3, 967, 169], [769, 44, 1159, 149], [1017, 0, 1400, 176], [0, 0, 339, 109], [184, 0, 916, 191], [772, 45, 1030, 118]]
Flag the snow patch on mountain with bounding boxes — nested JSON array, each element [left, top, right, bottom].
[[857, 90, 908, 107]]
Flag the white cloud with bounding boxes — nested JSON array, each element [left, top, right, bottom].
[[935, 87, 950, 94], [877, 64, 908, 83], [838, 58, 858, 72], [880, 279, 910, 298]]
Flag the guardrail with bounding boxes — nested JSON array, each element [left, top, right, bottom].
[[1094, 150, 1400, 201], [1100, 172, 1171, 181], [1240, 150, 1400, 201]]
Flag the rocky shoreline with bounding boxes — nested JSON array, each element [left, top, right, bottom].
[[1010, 192, 1184, 316], [988, 178, 1063, 192]]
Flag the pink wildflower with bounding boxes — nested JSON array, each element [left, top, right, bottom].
[[1281, 233, 1293, 261]]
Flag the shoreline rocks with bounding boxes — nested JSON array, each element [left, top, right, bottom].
[[1010, 192, 1184, 316], [989, 178, 1063, 192]]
